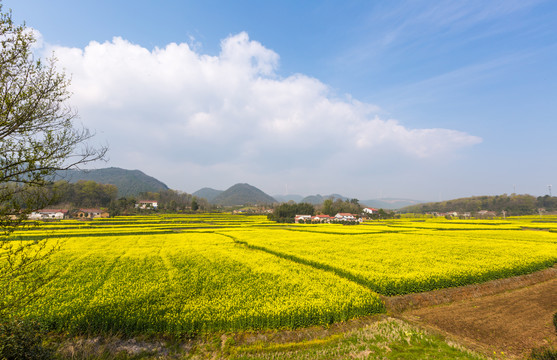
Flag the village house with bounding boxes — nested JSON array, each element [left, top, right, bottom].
[[28, 209, 68, 220], [362, 207, 379, 215], [334, 213, 357, 221], [442, 211, 459, 217], [136, 200, 158, 209], [294, 214, 312, 223], [312, 214, 332, 223], [75, 208, 109, 219], [476, 210, 497, 218]]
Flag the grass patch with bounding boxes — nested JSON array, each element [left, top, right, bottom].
[[44, 317, 486, 359], [227, 318, 485, 360]]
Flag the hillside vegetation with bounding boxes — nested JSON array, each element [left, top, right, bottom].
[[400, 193, 557, 215], [55, 167, 169, 197]]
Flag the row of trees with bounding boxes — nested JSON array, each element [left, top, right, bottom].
[[49, 180, 117, 208], [108, 189, 211, 216], [9, 180, 214, 216], [267, 198, 399, 223], [320, 198, 362, 216], [267, 202, 315, 222], [401, 194, 557, 216]]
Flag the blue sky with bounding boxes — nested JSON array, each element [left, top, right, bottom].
[[4, 0, 557, 201]]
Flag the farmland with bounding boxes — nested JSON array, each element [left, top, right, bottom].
[[3, 214, 557, 336]]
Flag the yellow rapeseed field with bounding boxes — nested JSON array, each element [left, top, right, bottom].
[[3, 213, 556, 335]]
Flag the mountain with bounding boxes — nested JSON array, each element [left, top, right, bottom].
[[212, 183, 277, 206], [192, 187, 223, 202], [301, 193, 348, 205], [55, 167, 169, 197], [273, 194, 304, 203], [361, 198, 425, 210]]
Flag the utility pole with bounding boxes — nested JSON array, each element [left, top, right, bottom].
[[549, 185, 552, 197]]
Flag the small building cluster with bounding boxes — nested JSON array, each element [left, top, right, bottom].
[[295, 213, 363, 223], [28, 209, 69, 220], [28, 208, 109, 220], [294, 208, 385, 224], [135, 200, 158, 209], [74, 208, 110, 219], [233, 207, 273, 214], [426, 211, 500, 219]]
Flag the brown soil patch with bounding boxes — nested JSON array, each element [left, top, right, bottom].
[[384, 267, 557, 313], [390, 269, 557, 359]]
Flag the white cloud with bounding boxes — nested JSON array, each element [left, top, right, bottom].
[[45, 31, 481, 193]]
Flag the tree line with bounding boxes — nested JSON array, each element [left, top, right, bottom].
[[267, 202, 316, 222], [400, 194, 557, 216], [18, 180, 213, 215], [321, 198, 362, 216]]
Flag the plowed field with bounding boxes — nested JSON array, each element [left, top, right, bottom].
[[399, 272, 557, 358]]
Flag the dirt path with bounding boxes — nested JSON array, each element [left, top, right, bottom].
[[388, 269, 557, 359]]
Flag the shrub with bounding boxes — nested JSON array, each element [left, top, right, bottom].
[[554, 311, 557, 335], [530, 347, 557, 360], [0, 318, 53, 360]]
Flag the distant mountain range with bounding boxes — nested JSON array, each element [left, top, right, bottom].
[[55, 167, 423, 209], [272, 194, 304, 203], [300, 194, 348, 205], [54, 167, 169, 197], [193, 186, 423, 209], [360, 198, 425, 210]]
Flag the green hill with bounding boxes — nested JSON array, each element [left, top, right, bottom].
[[212, 183, 276, 206], [55, 167, 169, 197], [192, 187, 223, 202]]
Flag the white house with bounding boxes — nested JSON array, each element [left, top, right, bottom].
[[294, 214, 312, 223], [29, 209, 68, 220], [334, 213, 357, 221], [363, 207, 379, 215], [312, 215, 332, 223]]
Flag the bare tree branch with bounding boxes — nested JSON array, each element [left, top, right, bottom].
[[0, 4, 107, 317]]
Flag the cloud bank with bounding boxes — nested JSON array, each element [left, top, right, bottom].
[[47, 32, 481, 194]]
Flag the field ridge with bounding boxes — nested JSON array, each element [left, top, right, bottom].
[[214, 231, 382, 294]]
